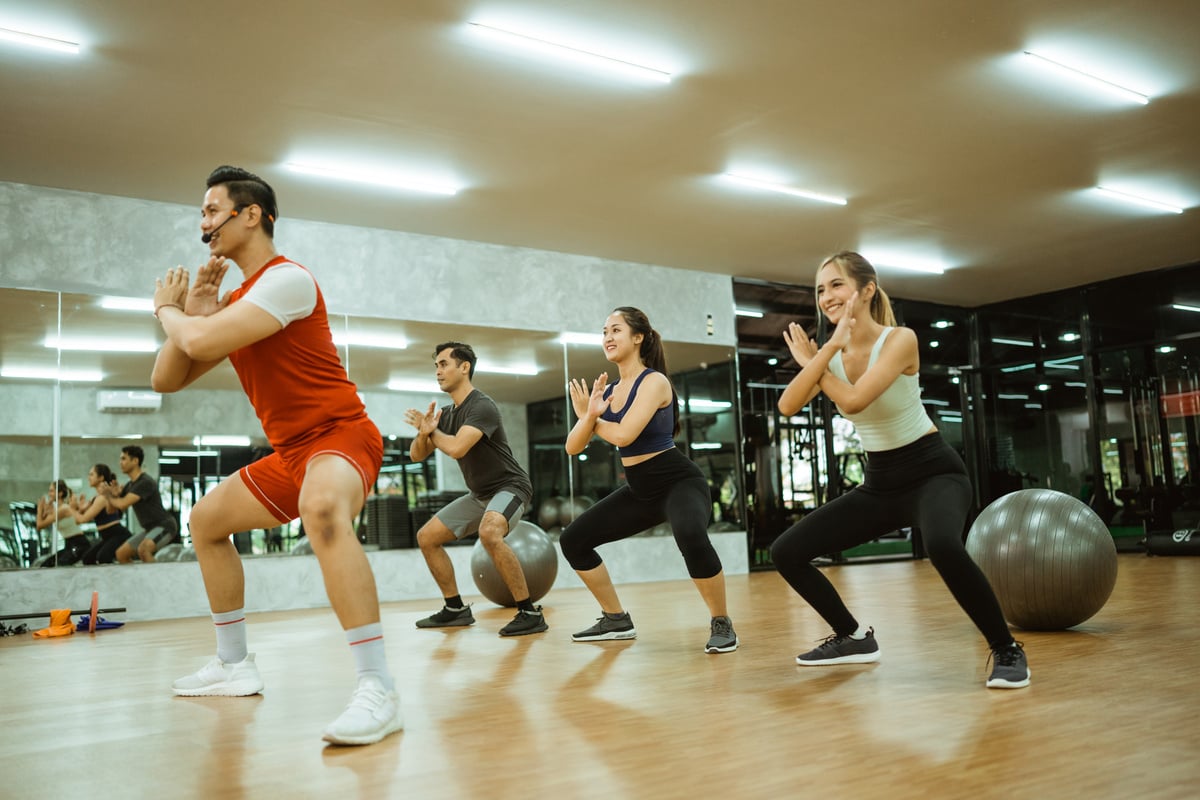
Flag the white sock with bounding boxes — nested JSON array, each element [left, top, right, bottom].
[[346, 623, 394, 691], [212, 608, 248, 663], [849, 625, 869, 640]]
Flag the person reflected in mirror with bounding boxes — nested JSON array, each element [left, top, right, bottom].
[[149, 165, 399, 746], [772, 251, 1029, 689], [405, 341, 546, 637], [561, 307, 738, 654], [102, 445, 179, 564], [77, 463, 134, 565], [36, 480, 88, 567]]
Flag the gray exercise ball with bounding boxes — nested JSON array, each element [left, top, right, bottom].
[[558, 495, 593, 527], [155, 543, 183, 562], [966, 488, 1118, 630], [537, 498, 562, 529], [471, 521, 559, 607]]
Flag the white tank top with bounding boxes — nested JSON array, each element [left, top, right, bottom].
[[828, 327, 935, 452]]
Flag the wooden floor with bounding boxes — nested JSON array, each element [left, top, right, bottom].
[[1, 555, 1197, 800]]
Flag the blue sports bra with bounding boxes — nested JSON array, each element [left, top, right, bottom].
[[600, 369, 676, 458]]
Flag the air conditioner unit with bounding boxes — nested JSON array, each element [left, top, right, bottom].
[[97, 389, 162, 413]]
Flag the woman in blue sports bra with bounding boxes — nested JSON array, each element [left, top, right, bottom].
[[560, 306, 739, 654], [76, 463, 133, 565], [772, 251, 1029, 689]]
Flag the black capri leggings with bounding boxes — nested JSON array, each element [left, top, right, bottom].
[[81, 524, 132, 565], [560, 447, 723, 580], [770, 433, 1013, 649]]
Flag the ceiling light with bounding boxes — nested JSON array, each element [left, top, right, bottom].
[[1021, 51, 1149, 105], [992, 337, 1035, 347], [100, 296, 154, 312], [929, 341, 940, 348], [1059, 332, 1081, 342], [466, 22, 671, 84], [859, 252, 947, 275], [0, 26, 80, 55], [194, 435, 252, 447], [476, 363, 539, 376], [1157, 345, 1176, 354], [998, 393, 1030, 400], [79, 434, 144, 440], [158, 458, 181, 465], [1024, 403, 1044, 409], [44, 335, 158, 353], [161, 449, 219, 458], [922, 398, 951, 407], [285, 162, 460, 196], [932, 320, 955, 329], [1094, 186, 1184, 214], [680, 398, 732, 412], [557, 332, 600, 346], [766, 357, 778, 366], [721, 174, 847, 206], [1171, 304, 1200, 313], [387, 378, 441, 394], [1065, 382, 1087, 388], [2, 365, 103, 381], [1000, 363, 1037, 373], [331, 331, 408, 349], [1103, 388, 1124, 396], [1036, 383, 1051, 391], [690, 442, 722, 450], [735, 308, 764, 318]]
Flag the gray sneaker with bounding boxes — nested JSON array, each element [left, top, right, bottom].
[[796, 627, 881, 665], [986, 641, 1030, 689], [705, 616, 738, 653], [415, 605, 475, 629], [572, 612, 637, 641]]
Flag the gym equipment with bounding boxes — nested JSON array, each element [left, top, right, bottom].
[[471, 521, 559, 607], [156, 543, 184, 562], [558, 495, 593, 527], [967, 488, 1117, 630], [1144, 528, 1200, 556], [1, 589, 126, 625], [537, 498, 561, 529]]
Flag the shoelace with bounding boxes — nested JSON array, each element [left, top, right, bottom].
[[347, 682, 389, 710], [712, 618, 733, 637], [989, 642, 1025, 668]]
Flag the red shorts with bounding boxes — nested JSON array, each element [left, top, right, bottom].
[[239, 417, 383, 524]]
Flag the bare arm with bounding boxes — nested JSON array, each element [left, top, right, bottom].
[[404, 402, 485, 460], [777, 322, 836, 417], [72, 495, 114, 524], [817, 327, 921, 414]]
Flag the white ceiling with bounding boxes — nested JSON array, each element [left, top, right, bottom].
[[1, 1, 1197, 310], [1, 0, 1198, 418]]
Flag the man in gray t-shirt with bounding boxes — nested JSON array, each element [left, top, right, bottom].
[[405, 342, 546, 637], [103, 445, 179, 563]]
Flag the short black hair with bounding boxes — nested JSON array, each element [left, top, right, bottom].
[[206, 165, 278, 237], [121, 445, 145, 466], [434, 341, 476, 379]]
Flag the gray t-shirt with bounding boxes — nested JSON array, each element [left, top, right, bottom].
[[122, 472, 175, 531], [438, 389, 532, 505]]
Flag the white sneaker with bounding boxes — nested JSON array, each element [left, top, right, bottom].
[[322, 676, 403, 746], [172, 653, 264, 697]]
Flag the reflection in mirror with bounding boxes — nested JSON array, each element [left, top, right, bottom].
[[0, 288, 59, 567], [4, 286, 740, 570]]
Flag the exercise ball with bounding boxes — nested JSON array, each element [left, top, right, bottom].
[[966, 488, 1117, 630], [558, 495, 593, 527], [537, 498, 561, 529], [155, 543, 183, 562], [471, 521, 559, 607]]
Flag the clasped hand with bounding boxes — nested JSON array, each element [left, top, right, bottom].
[[568, 373, 610, 420]]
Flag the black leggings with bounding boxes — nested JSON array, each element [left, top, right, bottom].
[[40, 535, 91, 568], [560, 447, 723, 580], [770, 433, 1013, 649], [81, 525, 132, 565]]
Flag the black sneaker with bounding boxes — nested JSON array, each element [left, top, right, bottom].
[[415, 605, 475, 629], [499, 607, 548, 637], [986, 641, 1031, 689], [572, 612, 637, 641], [796, 628, 881, 665], [705, 616, 739, 653]]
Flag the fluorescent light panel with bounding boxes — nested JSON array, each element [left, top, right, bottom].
[[387, 378, 440, 394], [735, 308, 764, 318], [2, 365, 103, 381], [721, 174, 847, 206], [992, 337, 1034, 347], [1022, 51, 1149, 105], [45, 335, 158, 353], [860, 252, 947, 275], [285, 162, 460, 196], [332, 331, 408, 349], [476, 363, 539, 376], [467, 22, 671, 84], [557, 332, 600, 346], [100, 296, 155, 312], [690, 442, 722, 450], [0, 26, 79, 54], [161, 449, 219, 458], [1172, 304, 1200, 313], [194, 435, 252, 447], [1094, 186, 1184, 214]]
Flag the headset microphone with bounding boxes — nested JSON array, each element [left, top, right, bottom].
[[200, 205, 247, 244]]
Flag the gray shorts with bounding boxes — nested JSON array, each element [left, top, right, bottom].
[[435, 490, 527, 539], [124, 519, 180, 552]]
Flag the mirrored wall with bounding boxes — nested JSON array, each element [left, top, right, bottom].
[[1, 286, 739, 569]]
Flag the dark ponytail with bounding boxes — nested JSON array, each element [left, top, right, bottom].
[[612, 306, 680, 435]]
